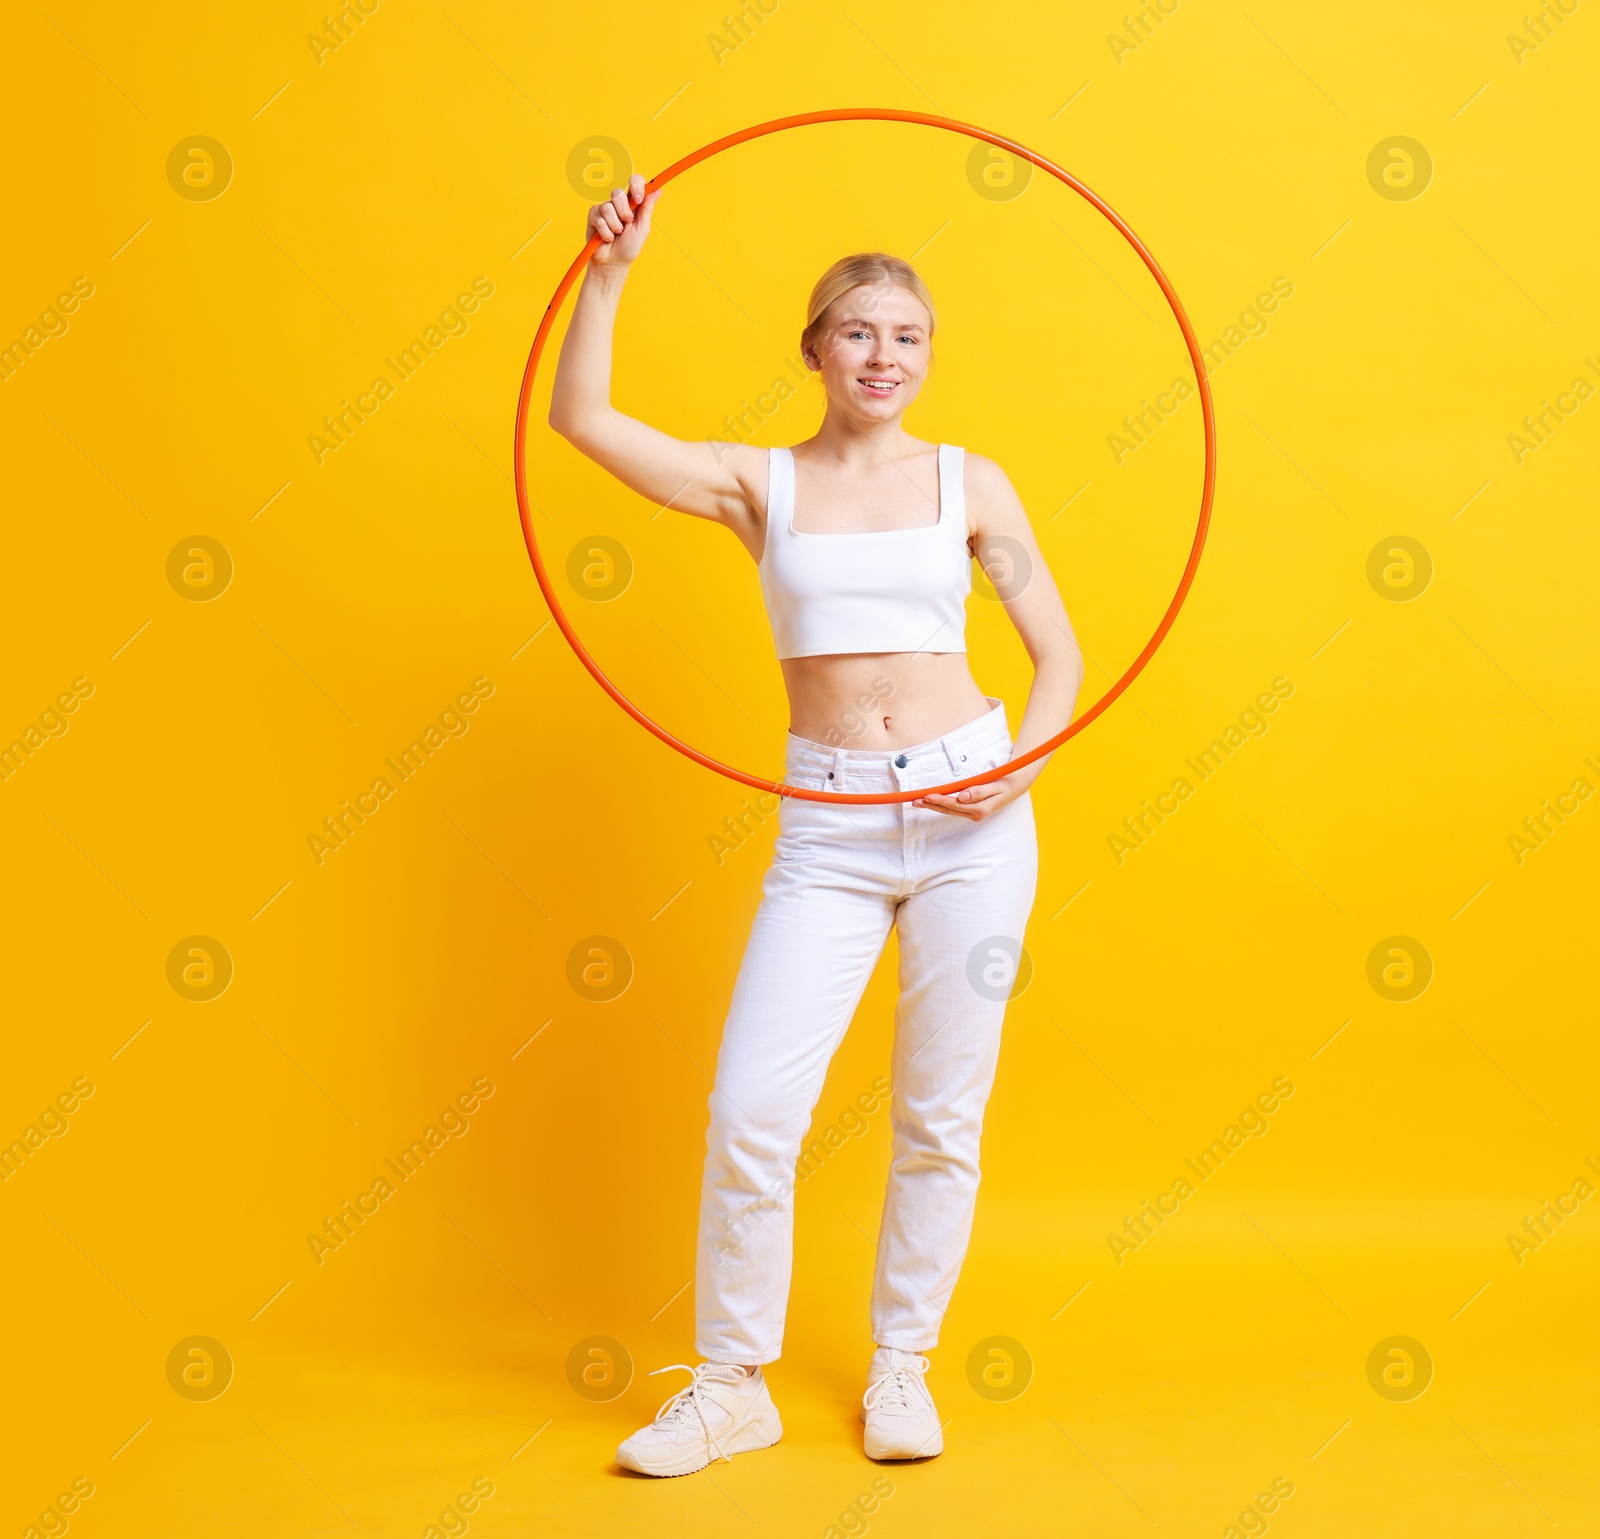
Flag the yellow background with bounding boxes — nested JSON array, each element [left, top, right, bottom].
[[3, 1, 1596, 1533]]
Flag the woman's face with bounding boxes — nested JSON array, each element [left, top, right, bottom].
[[802, 282, 933, 425]]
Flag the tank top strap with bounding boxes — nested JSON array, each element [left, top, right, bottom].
[[938, 444, 965, 536], [761, 446, 794, 563]]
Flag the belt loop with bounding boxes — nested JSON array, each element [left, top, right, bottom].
[[829, 746, 847, 791], [945, 716, 976, 779]]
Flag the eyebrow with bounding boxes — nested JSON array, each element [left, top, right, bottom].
[[838, 316, 925, 332]]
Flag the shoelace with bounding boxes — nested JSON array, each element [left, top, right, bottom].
[[864, 1354, 932, 1416], [647, 1363, 747, 1462]]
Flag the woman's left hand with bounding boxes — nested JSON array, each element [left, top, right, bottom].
[[913, 772, 1027, 821]]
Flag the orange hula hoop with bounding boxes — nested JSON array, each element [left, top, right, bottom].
[[514, 107, 1216, 805]]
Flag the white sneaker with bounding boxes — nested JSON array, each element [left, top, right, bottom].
[[862, 1348, 943, 1460], [616, 1362, 782, 1477]]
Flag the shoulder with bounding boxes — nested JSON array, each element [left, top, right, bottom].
[[955, 450, 1024, 524], [955, 448, 1012, 493]]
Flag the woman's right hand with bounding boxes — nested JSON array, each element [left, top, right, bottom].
[[588, 172, 661, 269]]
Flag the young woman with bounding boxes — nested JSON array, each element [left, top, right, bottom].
[[549, 174, 1083, 1475]]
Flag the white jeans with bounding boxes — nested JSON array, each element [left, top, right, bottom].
[[694, 697, 1039, 1364]]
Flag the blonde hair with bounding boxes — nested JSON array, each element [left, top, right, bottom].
[[801, 253, 936, 352]]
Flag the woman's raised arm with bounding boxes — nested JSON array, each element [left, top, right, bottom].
[[547, 173, 764, 530]]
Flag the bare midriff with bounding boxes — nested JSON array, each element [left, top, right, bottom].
[[780, 652, 992, 750]]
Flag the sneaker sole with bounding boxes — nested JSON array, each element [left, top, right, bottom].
[[861, 1409, 943, 1460], [617, 1408, 783, 1478], [863, 1430, 944, 1461]]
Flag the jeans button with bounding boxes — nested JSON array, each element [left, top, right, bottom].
[[894, 753, 908, 768]]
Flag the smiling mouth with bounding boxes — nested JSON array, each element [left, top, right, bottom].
[[858, 378, 899, 395]]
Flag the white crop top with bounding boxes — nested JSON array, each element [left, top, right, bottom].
[[758, 445, 972, 659]]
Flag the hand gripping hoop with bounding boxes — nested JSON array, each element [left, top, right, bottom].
[[514, 108, 1216, 805]]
